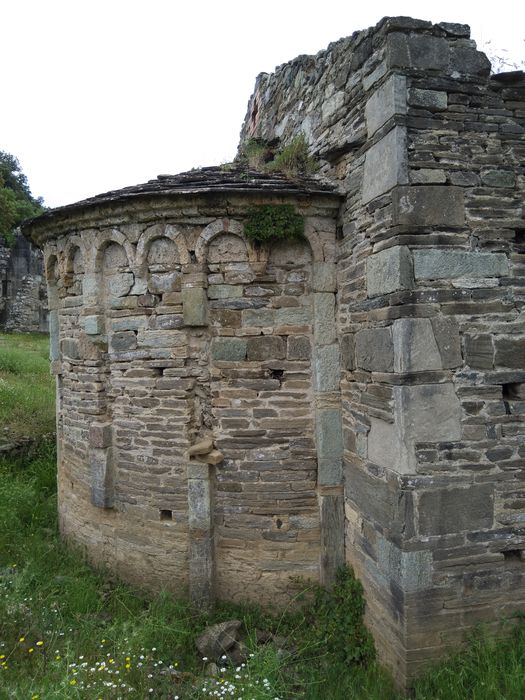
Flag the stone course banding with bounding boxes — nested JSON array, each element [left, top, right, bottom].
[[24, 14, 525, 690]]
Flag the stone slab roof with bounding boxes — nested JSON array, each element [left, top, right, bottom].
[[24, 165, 342, 228]]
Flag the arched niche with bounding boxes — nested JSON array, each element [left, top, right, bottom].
[[136, 225, 188, 297], [195, 219, 251, 264], [268, 238, 313, 267], [63, 238, 85, 296], [99, 241, 134, 301], [207, 233, 249, 263]]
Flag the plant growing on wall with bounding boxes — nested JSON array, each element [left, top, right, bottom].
[[238, 133, 318, 177], [267, 133, 318, 177], [244, 204, 304, 245]]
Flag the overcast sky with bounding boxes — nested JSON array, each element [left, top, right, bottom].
[[2, 0, 524, 208]]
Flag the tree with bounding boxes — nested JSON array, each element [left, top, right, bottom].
[[0, 150, 44, 245]]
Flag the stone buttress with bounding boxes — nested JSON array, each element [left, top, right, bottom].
[[238, 15, 525, 687]]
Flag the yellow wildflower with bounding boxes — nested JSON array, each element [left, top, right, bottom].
[[69, 679, 77, 685], [36, 641, 44, 647], [19, 637, 25, 642], [28, 648, 34, 654]]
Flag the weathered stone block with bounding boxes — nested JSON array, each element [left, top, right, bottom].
[[287, 335, 311, 360], [89, 421, 112, 449], [107, 272, 134, 298], [464, 334, 494, 369], [314, 293, 336, 345], [247, 335, 285, 361], [148, 271, 181, 294], [312, 262, 336, 292], [207, 284, 243, 299], [408, 88, 447, 111], [393, 186, 465, 227], [90, 447, 114, 509], [430, 317, 462, 368], [377, 537, 432, 593], [365, 74, 407, 137], [319, 493, 345, 585], [313, 343, 341, 391], [340, 333, 355, 370], [367, 246, 413, 297], [410, 169, 447, 184], [275, 307, 310, 326], [362, 126, 408, 204], [413, 250, 508, 280], [480, 170, 516, 188], [419, 484, 493, 536], [393, 318, 441, 372], [368, 417, 405, 472], [61, 338, 80, 360], [182, 287, 208, 326], [450, 46, 491, 77], [211, 337, 247, 361], [188, 475, 212, 530], [355, 327, 394, 372], [387, 33, 449, 71], [494, 337, 525, 369], [242, 308, 275, 327], [111, 317, 146, 331], [394, 383, 461, 444], [83, 314, 104, 335], [316, 407, 343, 485], [48, 310, 59, 361], [110, 331, 137, 352]]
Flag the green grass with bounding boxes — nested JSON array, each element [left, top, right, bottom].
[[1, 331, 525, 698], [0, 332, 55, 441]]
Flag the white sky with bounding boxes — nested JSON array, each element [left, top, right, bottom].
[[2, 0, 524, 208]]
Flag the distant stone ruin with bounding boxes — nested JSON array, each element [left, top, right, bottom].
[[23, 16, 525, 688], [0, 231, 47, 332]]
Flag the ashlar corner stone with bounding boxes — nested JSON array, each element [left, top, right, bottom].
[[366, 245, 413, 297], [362, 126, 408, 204]]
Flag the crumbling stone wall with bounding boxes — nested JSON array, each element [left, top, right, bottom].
[[239, 16, 525, 686], [0, 230, 47, 332]]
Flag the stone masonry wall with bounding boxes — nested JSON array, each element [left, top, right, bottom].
[[239, 16, 525, 685], [32, 191, 340, 605], [0, 230, 47, 332]]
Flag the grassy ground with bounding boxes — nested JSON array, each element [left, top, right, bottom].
[[1, 332, 525, 699], [0, 333, 55, 442]]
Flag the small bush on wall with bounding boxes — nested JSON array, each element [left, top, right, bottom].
[[244, 204, 305, 245]]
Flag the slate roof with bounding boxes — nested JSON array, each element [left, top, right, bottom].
[[23, 165, 341, 228]]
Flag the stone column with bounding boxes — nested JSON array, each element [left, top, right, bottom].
[[312, 261, 345, 585], [187, 447, 223, 607]]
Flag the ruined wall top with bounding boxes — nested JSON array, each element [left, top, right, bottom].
[[238, 16, 524, 163]]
